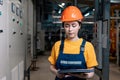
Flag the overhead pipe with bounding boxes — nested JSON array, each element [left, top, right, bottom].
[[73, 0, 77, 6]]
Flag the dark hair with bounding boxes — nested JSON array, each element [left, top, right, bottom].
[[77, 21, 81, 26], [62, 21, 81, 27]]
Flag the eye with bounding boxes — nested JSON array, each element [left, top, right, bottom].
[[72, 23, 77, 27], [64, 24, 70, 28]]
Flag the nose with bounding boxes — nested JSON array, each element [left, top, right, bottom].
[[69, 26, 73, 31]]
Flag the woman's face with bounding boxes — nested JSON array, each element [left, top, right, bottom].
[[64, 21, 80, 40]]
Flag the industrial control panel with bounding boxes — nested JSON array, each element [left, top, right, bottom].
[[0, 0, 38, 80], [0, 0, 31, 80], [0, 0, 9, 79]]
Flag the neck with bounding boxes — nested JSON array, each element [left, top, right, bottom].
[[67, 37, 79, 41]]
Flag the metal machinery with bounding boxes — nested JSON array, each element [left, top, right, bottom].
[[0, 0, 34, 80], [110, 4, 120, 65], [93, 0, 120, 80], [36, 0, 45, 53], [116, 24, 120, 66], [23, 0, 34, 80], [93, 0, 110, 80], [0, 0, 24, 80]]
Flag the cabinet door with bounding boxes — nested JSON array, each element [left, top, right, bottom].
[[0, 0, 9, 77]]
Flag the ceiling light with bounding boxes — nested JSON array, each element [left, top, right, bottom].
[[84, 13, 90, 17], [58, 9, 62, 14], [58, 3, 65, 8]]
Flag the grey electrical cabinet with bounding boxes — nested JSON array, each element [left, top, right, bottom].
[[0, 0, 33, 80]]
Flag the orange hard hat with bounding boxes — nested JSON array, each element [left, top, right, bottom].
[[60, 6, 83, 22]]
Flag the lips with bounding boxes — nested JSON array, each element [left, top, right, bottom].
[[68, 32, 73, 35], [68, 33, 74, 36]]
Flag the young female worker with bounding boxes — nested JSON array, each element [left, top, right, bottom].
[[48, 6, 98, 80]]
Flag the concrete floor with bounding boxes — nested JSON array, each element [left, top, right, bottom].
[[30, 51, 55, 80], [30, 51, 120, 80]]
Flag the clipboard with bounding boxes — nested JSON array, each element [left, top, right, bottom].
[[58, 69, 94, 74]]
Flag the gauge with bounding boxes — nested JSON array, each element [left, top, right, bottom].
[[20, 10, 22, 18], [16, 7, 19, 16], [11, 3, 16, 13], [0, 0, 3, 5]]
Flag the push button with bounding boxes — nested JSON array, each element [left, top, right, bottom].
[[12, 18, 15, 22], [0, 30, 3, 33], [17, 21, 19, 24]]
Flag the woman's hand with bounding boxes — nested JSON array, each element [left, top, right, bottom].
[[68, 72, 89, 78], [68, 68, 95, 79], [56, 72, 65, 78], [68, 72, 94, 79], [50, 64, 95, 79], [50, 65, 65, 78]]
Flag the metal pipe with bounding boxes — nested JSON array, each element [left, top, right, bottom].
[[111, 0, 120, 3], [73, 0, 77, 6], [110, 17, 120, 20]]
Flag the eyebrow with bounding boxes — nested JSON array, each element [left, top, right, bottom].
[[64, 23, 69, 26]]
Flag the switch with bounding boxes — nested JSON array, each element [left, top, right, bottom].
[[20, 22, 23, 27], [20, 30, 23, 35], [20, 33, 23, 35], [13, 32, 16, 34], [12, 18, 15, 22], [0, 30, 3, 33], [17, 20, 19, 24]]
